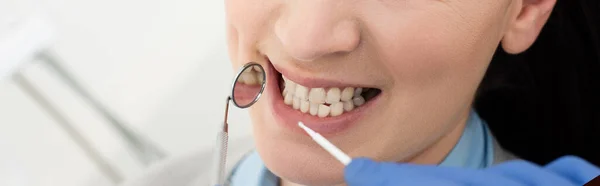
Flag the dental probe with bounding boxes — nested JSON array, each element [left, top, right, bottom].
[[298, 121, 352, 166]]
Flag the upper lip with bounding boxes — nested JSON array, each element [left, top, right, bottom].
[[272, 63, 373, 88]]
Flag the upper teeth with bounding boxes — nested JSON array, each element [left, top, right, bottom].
[[237, 67, 264, 85], [282, 76, 366, 117]]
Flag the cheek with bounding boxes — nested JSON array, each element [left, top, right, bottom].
[[225, 0, 275, 68], [371, 6, 503, 96], [365, 2, 506, 90], [355, 4, 507, 159], [227, 25, 239, 67]]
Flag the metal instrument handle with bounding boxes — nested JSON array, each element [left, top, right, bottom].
[[210, 130, 228, 186]]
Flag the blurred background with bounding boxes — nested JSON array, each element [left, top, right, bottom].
[[0, 0, 254, 185]]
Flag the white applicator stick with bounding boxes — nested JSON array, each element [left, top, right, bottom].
[[298, 121, 352, 166]]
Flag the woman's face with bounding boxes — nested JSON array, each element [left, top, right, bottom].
[[226, 0, 520, 185]]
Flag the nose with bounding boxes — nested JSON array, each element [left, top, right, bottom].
[[275, 1, 360, 61]]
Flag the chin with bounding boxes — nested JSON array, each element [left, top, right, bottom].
[[246, 103, 346, 185], [255, 132, 347, 185]]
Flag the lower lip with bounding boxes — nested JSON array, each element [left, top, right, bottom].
[[265, 62, 381, 136]]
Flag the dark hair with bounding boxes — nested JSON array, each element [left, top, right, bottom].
[[474, 0, 600, 166]]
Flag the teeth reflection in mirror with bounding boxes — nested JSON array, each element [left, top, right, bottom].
[[330, 102, 344, 117], [253, 65, 262, 72], [341, 87, 354, 102], [257, 72, 264, 85], [318, 105, 331, 118], [300, 100, 310, 113], [343, 101, 354, 112], [353, 96, 365, 106], [237, 71, 247, 83], [309, 103, 319, 116], [326, 88, 341, 104], [241, 72, 257, 85], [309, 88, 326, 104]]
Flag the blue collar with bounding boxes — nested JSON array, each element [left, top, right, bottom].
[[439, 110, 495, 169], [229, 110, 495, 185]]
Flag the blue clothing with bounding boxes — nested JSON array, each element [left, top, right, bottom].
[[228, 110, 494, 186], [440, 110, 495, 169]]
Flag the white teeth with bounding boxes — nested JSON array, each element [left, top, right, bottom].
[[284, 93, 293, 105], [353, 96, 365, 106], [295, 85, 309, 100], [343, 101, 354, 112], [293, 97, 301, 109], [253, 65, 262, 72], [281, 77, 375, 117], [257, 72, 264, 85], [237, 67, 263, 85], [308, 88, 326, 104], [330, 102, 344, 117], [326, 88, 341, 104], [285, 78, 296, 95], [341, 87, 354, 102], [309, 102, 319, 116], [354, 88, 363, 98], [240, 72, 257, 85], [247, 72, 259, 85], [300, 100, 310, 113], [317, 105, 331, 118]]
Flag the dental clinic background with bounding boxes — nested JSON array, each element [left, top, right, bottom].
[[0, 0, 253, 185]]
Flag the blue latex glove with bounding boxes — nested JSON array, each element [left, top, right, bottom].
[[344, 155, 600, 186]]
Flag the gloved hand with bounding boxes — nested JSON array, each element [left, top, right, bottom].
[[344, 155, 600, 186]]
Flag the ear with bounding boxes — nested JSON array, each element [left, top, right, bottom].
[[501, 0, 557, 54]]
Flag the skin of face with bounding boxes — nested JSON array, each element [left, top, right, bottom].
[[225, 0, 556, 185]]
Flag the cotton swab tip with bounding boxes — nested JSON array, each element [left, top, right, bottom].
[[298, 122, 314, 135], [298, 121, 352, 166]]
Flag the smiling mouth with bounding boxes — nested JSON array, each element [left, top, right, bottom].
[[276, 72, 382, 118]]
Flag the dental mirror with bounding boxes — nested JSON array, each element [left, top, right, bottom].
[[212, 62, 266, 186], [231, 62, 266, 108]]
